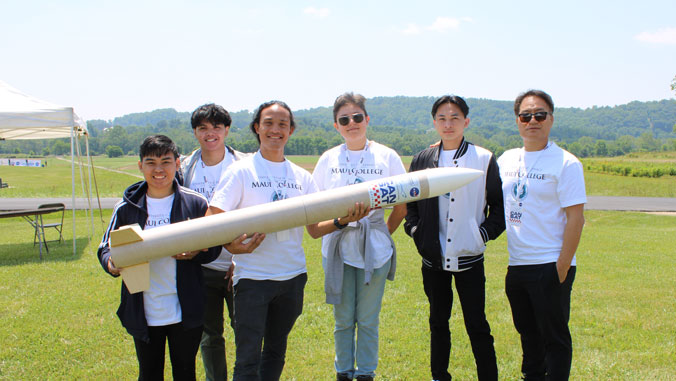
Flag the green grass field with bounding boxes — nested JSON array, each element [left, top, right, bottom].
[[1, 152, 675, 379], [0, 210, 674, 379]]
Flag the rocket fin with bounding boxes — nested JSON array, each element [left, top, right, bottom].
[[110, 224, 143, 247], [120, 262, 150, 294]]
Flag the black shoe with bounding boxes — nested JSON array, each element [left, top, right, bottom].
[[337, 372, 352, 381], [355, 376, 374, 381]]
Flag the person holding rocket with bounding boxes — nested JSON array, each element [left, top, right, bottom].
[[311, 92, 407, 381]]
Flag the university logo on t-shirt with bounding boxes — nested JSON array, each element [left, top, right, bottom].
[[511, 182, 528, 201], [351, 176, 365, 184], [271, 190, 287, 202]]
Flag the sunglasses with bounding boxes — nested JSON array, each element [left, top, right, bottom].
[[518, 111, 549, 123], [337, 113, 365, 126]]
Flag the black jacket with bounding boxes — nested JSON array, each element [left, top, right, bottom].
[[97, 179, 220, 342], [404, 139, 505, 271]]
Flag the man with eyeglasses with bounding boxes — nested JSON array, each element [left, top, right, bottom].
[[404, 95, 504, 381], [497, 90, 586, 380]]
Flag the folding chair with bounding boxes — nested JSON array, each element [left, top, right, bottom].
[[34, 203, 65, 252]]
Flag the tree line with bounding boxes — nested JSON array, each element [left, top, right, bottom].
[[2, 96, 676, 159]]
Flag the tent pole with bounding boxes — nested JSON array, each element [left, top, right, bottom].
[[75, 135, 91, 242], [71, 126, 76, 256]]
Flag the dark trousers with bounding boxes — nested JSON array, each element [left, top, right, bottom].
[[505, 263, 576, 381], [133, 322, 203, 381], [422, 261, 498, 381], [232, 273, 307, 381], [201, 267, 235, 381]]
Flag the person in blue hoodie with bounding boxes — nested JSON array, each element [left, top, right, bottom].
[[98, 134, 221, 381]]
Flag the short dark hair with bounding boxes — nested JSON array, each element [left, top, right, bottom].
[[431, 95, 469, 119], [514, 90, 554, 115], [139, 135, 179, 160], [249, 101, 296, 144], [191, 103, 232, 129], [333, 92, 368, 122]]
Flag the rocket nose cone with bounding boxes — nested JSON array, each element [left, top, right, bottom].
[[424, 167, 484, 197]]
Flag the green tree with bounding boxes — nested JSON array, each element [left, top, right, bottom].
[[51, 140, 70, 155], [594, 140, 608, 157], [639, 132, 659, 152], [106, 145, 124, 158]]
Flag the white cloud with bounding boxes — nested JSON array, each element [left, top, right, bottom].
[[426, 17, 461, 32], [634, 27, 676, 45], [303, 7, 330, 19], [402, 24, 422, 36]]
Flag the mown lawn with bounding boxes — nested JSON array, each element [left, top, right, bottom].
[[0, 210, 674, 379]]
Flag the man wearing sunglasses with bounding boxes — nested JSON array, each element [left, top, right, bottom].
[[404, 95, 504, 381], [497, 90, 586, 380]]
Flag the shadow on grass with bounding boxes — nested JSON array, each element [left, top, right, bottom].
[[0, 237, 89, 267]]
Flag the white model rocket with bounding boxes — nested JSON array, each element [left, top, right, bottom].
[[110, 167, 483, 293]]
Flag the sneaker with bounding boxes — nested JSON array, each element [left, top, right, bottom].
[[355, 376, 374, 381], [337, 372, 352, 381]]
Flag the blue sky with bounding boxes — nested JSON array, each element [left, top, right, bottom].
[[1, 0, 675, 121]]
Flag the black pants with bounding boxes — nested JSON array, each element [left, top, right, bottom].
[[201, 267, 235, 381], [133, 322, 203, 381], [232, 273, 307, 381], [422, 262, 498, 381], [505, 263, 576, 381]]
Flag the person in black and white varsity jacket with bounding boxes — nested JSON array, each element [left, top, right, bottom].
[[404, 95, 504, 381]]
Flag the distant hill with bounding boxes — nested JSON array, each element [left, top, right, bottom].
[[3, 96, 674, 158]]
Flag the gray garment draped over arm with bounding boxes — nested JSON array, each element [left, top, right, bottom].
[[323, 213, 396, 304]]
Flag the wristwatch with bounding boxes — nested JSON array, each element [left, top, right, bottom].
[[334, 218, 348, 229]]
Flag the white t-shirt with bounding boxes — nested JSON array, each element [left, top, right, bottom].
[[210, 151, 319, 284], [312, 141, 406, 269], [144, 194, 181, 326], [188, 152, 235, 271], [497, 142, 586, 266]]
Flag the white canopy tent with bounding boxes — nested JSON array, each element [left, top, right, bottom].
[[0, 80, 93, 255]]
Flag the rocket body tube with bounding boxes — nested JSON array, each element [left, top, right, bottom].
[[110, 167, 483, 281]]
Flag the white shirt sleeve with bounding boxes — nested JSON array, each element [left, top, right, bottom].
[[312, 154, 328, 191], [388, 150, 407, 176], [557, 159, 587, 208], [210, 166, 243, 212]]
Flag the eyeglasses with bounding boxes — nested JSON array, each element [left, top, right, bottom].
[[518, 111, 549, 123], [337, 113, 365, 126]]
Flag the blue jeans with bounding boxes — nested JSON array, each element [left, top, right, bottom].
[[333, 259, 391, 378], [200, 267, 235, 381], [232, 273, 307, 381]]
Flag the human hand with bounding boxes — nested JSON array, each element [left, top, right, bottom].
[[107, 257, 120, 276], [173, 249, 204, 260], [337, 202, 370, 226], [556, 260, 569, 283], [225, 233, 265, 254]]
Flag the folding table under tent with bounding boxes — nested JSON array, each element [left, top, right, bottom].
[[0, 79, 93, 256]]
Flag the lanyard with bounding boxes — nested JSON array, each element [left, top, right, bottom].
[[516, 142, 551, 196], [254, 151, 291, 197], [341, 140, 370, 185]]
